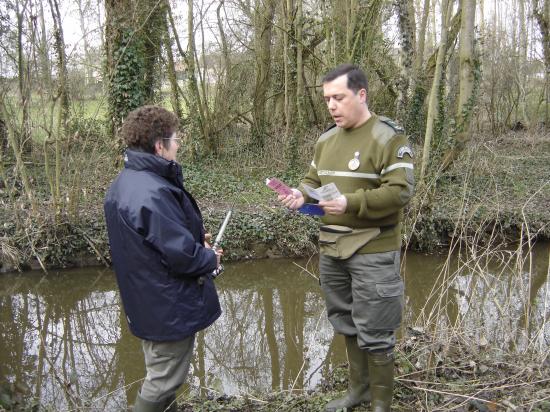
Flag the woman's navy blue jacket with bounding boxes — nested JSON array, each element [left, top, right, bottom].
[[104, 150, 221, 341]]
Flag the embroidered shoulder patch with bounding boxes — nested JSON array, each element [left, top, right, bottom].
[[397, 146, 413, 158]]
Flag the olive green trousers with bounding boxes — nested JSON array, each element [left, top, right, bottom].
[[319, 250, 404, 352]]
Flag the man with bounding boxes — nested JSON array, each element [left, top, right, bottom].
[[104, 105, 223, 412], [279, 64, 413, 411]]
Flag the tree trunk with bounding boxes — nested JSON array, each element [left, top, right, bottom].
[[212, 0, 231, 130], [105, 0, 140, 135], [420, 0, 453, 183], [296, 0, 304, 124], [414, 0, 430, 77], [252, 0, 276, 147], [186, 0, 211, 155], [288, 0, 305, 169], [441, 0, 477, 171], [0, 101, 36, 213], [456, 0, 476, 127], [48, 0, 69, 205], [76, 0, 93, 90], [283, 0, 297, 136], [165, 2, 193, 116], [517, 0, 529, 126], [38, 0, 52, 92], [142, 0, 165, 103], [396, 0, 416, 124], [163, 5, 182, 120], [16, 0, 31, 153], [105, 0, 166, 136], [478, 0, 485, 36], [533, 0, 550, 129], [346, 0, 358, 60], [406, 0, 430, 141]]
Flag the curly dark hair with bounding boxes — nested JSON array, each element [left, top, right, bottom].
[[120, 105, 179, 153]]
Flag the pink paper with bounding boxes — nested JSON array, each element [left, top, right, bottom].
[[266, 177, 293, 196]]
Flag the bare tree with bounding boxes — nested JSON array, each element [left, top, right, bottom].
[[396, 0, 417, 123], [441, 0, 477, 170], [414, 0, 430, 76], [517, 0, 529, 126], [76, 0, 94, 88], [162, 0, 182, 120], [15, 0, 31, 152], [252, 0, 276, 147], [533, 0, 550, 128], [420, 0, 454, 183], [48, 0, 69, 205]]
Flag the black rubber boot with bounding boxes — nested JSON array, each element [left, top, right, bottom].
[[325, 336, 371, 411], [367, 351, 394, 412]]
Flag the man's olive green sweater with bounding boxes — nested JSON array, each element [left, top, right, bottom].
[[301, 114, 414, 254]]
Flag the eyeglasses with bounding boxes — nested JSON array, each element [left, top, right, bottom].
[[163, 137, 182, 142]]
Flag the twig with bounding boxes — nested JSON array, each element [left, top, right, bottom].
[[292, 261, 319, 281], [401, 382, 505, 408]]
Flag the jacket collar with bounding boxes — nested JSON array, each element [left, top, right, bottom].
[[124, 149, 184, 186]]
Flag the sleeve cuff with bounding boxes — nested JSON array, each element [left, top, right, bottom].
[[345, 193, 362, 213], [298, 187, 312, 203]]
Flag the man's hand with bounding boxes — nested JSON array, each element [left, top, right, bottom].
[[278, 188, 305, 210], [319, 195, 347, 215]]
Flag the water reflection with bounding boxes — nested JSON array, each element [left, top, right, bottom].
[[192, 258, 343, 397], [404, 242, 550, 352], [0, 243, 548, 411], [0, 258, 344, 411]]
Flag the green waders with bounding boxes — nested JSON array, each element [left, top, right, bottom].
[[133, 392, 177, 412], [367, 351, 394, 412], [325, 336, 371, 411], [163, 394, 177, 412]]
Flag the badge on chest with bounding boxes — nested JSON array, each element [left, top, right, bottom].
[[348, 151, 360, 171]]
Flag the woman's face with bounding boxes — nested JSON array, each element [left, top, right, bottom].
[[156, 131, 181, 161]]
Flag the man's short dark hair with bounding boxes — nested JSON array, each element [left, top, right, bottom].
[[120, 105, 179, 153], [322, 64, 369, 95]]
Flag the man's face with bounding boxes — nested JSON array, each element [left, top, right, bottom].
[[323, 74, 367, 129], [157, 131, 180, 161]]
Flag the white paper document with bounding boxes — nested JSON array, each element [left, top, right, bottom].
[[301, 183, 341, 202]]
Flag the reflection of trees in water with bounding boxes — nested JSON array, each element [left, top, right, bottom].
[[196, 288, 268, 394], [409, 243, 549, 352], [452, 245, 549, 351], [0, 262, 348, 408], [1, 249, 546, 411], [0, 271, 127, 411], [262, 288, 281, 391], [281, 288, 305, 390], [190, 279, 336, 396]]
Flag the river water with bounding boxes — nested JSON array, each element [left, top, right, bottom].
[[1, 242, 548, 411]]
